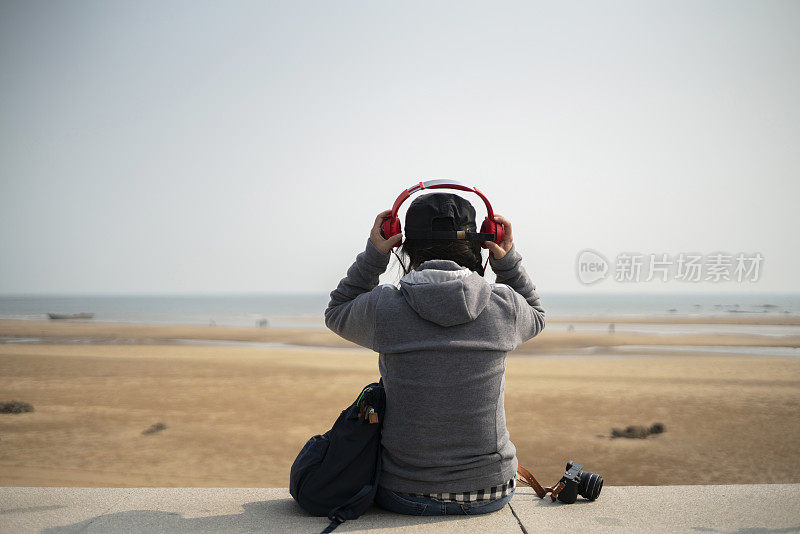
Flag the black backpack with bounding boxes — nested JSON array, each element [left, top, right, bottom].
[[290, 380, 386, 533]]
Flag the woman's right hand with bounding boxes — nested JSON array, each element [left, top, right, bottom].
[[370, 209, 403, 254], [484, 215, 513, 260]]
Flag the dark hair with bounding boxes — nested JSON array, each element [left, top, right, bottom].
[[391, 213, 485, 279], [398, 239, 485, 277]]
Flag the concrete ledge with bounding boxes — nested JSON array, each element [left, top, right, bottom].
[[1, 485, 798, 533]]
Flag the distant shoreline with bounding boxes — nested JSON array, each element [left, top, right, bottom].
[[1, 319, 798, 355], [2, 293, 799, 328]]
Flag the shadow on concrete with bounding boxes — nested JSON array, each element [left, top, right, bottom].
[[42, 499, 481, 534], [532, 498, 595, 507]]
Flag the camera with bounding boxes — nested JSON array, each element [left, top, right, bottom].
[[553, 461, 603, 503]]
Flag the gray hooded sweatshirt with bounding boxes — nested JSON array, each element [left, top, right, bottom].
[[325, 238, 545, 494]]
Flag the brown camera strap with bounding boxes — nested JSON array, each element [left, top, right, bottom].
[[516, 465, 564, 501], [515, 465, 547, 498]]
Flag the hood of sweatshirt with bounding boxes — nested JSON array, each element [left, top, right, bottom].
[[399, 259, 492, 327]]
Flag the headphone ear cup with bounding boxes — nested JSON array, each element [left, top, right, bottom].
[[494, 222, 505, 244], [382, 217, 402, 247], [480, 217, 504, 245], [480, 218, 495, 248], [394, 220, 402, 247]]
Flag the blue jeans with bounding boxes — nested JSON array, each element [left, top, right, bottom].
[[374, 486, 514, 516]]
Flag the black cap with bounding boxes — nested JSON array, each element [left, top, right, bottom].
[[404, 193, 494, 242]]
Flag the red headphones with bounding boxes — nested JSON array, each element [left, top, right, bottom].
[[380, 179, 506, 249]]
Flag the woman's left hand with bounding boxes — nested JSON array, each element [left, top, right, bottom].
[[370, 209, 403, 254]]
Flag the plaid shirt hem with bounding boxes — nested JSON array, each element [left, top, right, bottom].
[[397, 476, 516, 503]]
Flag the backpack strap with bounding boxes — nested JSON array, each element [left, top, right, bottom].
[[322, 447, 383, 533], [321, 518, 343, 534], [322, 483, 375, 533]]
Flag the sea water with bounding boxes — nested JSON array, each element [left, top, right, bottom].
[[0, 293, 798, 328]]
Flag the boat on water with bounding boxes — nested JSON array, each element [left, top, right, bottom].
[[47, 313, 94, 320]]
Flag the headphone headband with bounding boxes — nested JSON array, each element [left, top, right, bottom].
[[389, 179, 496, 221], [381, 178, 505, 252]]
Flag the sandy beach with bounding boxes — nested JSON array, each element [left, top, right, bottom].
[[1, 319, 799, 488]]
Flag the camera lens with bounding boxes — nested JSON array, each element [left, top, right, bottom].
[[578, 471, 603, 501]]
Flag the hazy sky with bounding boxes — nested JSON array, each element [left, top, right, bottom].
[[1, 0, 798, 294]]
